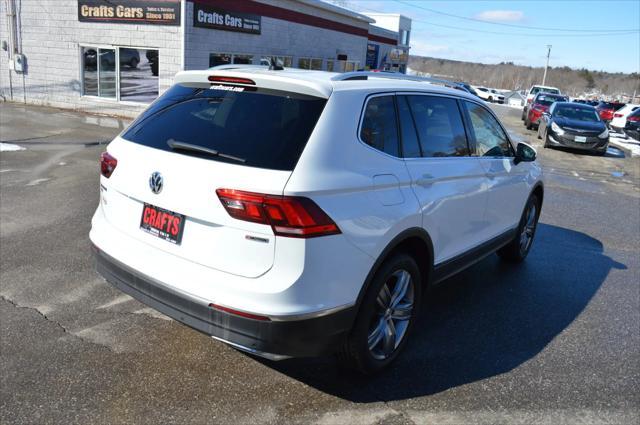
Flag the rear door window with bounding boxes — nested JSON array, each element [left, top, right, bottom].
[[122, 83, 326, 171], [360, 95, 400, 157], [405, 95, 469, 157]]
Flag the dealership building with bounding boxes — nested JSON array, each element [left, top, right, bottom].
[[0, 0, 411, 117]]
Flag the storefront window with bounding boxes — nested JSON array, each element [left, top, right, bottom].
[[344, 61, 359, 72], [261, 56, 292, 67], [98, 48, 116, 98], [82, 46, 158, 103], [326, 60, 335, 72], [210, 53, 253, 67], [298, 57, 322, 70], [298, 57, 310, 69], [310, 58, 323, 70], [233, 54, 253, 64], [119, 48, 159, 103], [209, 53, 231, 68]]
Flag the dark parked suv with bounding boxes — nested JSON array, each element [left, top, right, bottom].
[[624, 109, 640, 141]]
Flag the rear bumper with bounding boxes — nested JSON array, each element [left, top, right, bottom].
[[93, 245, 356, 359]]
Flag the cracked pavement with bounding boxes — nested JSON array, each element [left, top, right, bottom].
[[1, 102, 639, 424]]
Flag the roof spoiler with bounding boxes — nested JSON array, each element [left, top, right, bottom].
[[174, 70, 332, 99]]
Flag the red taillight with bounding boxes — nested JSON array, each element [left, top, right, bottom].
[[628, 115, 640, 122], [216, 189, 341, 238], [100, 152, 117, 178], [208, 303, 270, 321], [208, 76, 255, 85]]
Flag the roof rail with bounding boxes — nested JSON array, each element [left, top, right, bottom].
[[331, 71, 458, 87]]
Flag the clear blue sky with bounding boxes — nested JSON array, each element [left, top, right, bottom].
[[326, 0, 640, 74]]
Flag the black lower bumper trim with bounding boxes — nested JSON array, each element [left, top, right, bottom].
[[93, 245, 355, 358], [548, 133, 607, 151]]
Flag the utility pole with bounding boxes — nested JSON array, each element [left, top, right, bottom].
[[542, 45, 552, 86]]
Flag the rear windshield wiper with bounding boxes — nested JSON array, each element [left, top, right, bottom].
[[166, 139, 245, 163]]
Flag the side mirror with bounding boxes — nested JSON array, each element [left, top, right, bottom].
[[514, 142, 537, 164]]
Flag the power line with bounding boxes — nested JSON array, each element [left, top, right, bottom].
[[393, 0, 640, 33], [411, 20, 638, 37], [349, 1, 639, 37]]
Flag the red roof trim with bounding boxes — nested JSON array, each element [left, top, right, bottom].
[[367, 34, 397, 45], [190, 0, 369, 38]]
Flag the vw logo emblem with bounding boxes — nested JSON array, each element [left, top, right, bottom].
[[149, 171, 163, 194]]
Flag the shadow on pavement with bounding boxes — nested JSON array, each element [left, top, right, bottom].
[[546, 145, 625, 158], [258, 223, 626, 402]]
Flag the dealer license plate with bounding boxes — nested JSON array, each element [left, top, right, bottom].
[[140, 203, 185, 244]]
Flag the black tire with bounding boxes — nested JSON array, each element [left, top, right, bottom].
[[525, 117, 532, 130], [338, 253, 422, 374], [488, 96, 493, 102], [497, 194, 541, 263], [543, 134, 551, 148], [521, 109, 526, 121]]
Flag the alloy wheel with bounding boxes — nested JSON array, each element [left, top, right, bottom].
[[519, 203, 537, 256], [367, 269, 414, 360]]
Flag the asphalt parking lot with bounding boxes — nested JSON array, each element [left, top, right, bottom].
[[1, 102, 639, 424]]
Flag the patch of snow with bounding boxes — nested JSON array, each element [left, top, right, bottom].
[[609, 136, 640, 157], [0, 143, 25, 152]]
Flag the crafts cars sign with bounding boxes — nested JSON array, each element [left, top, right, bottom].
[[78, 0, 180, 26], [193, 3, 261, 34]]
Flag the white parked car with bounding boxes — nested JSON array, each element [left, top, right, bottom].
[[610, 104, 640, 134], [489, 89, 505, 104], [472, 86, 505, 103], [91, 68, 544, 373]]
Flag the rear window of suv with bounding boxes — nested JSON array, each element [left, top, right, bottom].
[[531, 87, 560, 95], [122, 83, 327, 171]]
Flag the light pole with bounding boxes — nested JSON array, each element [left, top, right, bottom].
[[542, 45, 552, 86]]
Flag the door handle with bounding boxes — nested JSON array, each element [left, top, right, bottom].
[[416, 174, 434, 187]]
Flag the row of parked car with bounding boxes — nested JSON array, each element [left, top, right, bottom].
[[442, 82, 506, 104], [519, 84, 639, 155]]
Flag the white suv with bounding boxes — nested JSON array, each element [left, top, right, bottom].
[[91, 68, 543, 373]]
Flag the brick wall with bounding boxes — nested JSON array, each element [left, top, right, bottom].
[[0, 0, 375, 118], [0, 0, 182, 118]]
